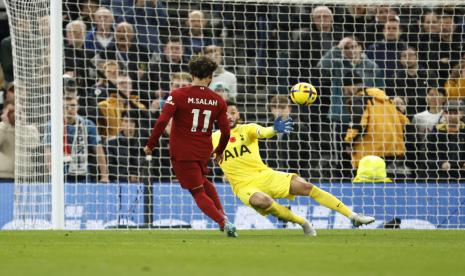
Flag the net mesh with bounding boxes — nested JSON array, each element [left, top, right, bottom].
[[3, 0, 465, 229], [4, 0, 51, 229]]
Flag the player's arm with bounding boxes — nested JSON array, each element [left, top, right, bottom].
[[254, 124, 275, 139], [213, 105, 231, 158], [144, 96, 176, 154], [254, 117, 294, 139]]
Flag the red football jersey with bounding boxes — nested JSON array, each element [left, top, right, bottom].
[[146, 85, 230, 161]]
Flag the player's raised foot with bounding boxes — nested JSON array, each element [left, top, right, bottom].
[[350, 213, 375, 227], [224, 222, 238, 238], [301, 220, 317, 237]]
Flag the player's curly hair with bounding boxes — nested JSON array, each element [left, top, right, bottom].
[[188, 55, 218, 79]]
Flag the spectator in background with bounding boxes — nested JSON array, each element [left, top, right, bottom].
[[406, 88, 445, 176], [424, 10, 462, 86], [290, 6, 343, 83], [0, 36, 13, 84], [437, 10, 462, 69], [63, 0, 80, 25], [261, 95, 312, 179], [45, 96, 109, 183], [98, 74, 147, 139], [318, 36, 384, 124], [412, 9, 441, 41], [85, 7, 114, 52], [339, 5, 373, 46], [79, 60, 119, 124], [149, 72, 192, 113], [425, 100, 465, 181], [98, 21, 150, 98], [318, 38, 384, 180], [0, 101, 15, 181], [67, 80, 107, 181], [106, 112, 144, 183], [365, 18, 407, 79], [91, 59, 119, 103], [204, 45, 237, 99], [210, 82, 232, 101], [421, 10, 441, 34], [120, 0, 168, 54], [287, 7, 341, 161], [182, 10, 216, 57], [64, 20, 95, 89], [221, 3, 266, 62], [169, 72, 192, 90], [78, 0, 100, 31], [445, 59, 465, 100], [63, 75, 87, 118], [0, 83, 14, 111], [390, 47, 438, 116], [365, 6, 398, 45], [144, 37, 188, 93], [100, 0, 125, 18], [0, 99, 41, 182], [344, 78, 410, 174], [412, 10, 440, 69], [412, 87, 445, 142]]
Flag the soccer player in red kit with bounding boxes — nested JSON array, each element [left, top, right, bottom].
[[144, 55, 237, 237]]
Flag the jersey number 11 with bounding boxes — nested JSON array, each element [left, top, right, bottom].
[[191, 109, 211, 132]]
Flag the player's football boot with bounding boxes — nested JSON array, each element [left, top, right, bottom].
[[219, 216, 228, 232], [302, 220, 317, 237], [224, 222, 238, 238], [350, 214, 375, 227]]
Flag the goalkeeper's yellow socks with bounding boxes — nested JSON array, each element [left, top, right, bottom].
[[309, 186, 352, 218], [264, 202, 306, 225]]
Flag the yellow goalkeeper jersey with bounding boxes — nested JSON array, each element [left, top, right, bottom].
[[212, 123, 274, 189]]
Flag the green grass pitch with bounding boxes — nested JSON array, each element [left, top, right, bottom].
[[1, 230, 464, 276]]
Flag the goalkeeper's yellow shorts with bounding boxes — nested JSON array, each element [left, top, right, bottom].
[[233, 169, 297, 211]]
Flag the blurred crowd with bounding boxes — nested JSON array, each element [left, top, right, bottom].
[[1, 1, 465, 183]]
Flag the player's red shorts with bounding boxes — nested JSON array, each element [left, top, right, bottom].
[[171, 160, 209, 190]]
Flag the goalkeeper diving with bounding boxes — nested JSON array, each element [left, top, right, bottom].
[[212, 100, 375, 236]]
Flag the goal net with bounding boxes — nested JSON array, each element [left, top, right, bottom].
[[3, 0, 52, 229], [2, 0, 464, 230]]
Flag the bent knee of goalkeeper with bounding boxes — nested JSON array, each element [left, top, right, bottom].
[[249, 192, 274, 211]]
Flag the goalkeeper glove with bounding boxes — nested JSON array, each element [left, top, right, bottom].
[[273, 116, 294, 134]]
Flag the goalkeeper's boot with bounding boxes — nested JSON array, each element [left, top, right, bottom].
[[224, 221, 238, 238], [302, 220, 317, 237], [350, 213, 375, 227]]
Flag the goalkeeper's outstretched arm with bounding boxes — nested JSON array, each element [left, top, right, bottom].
[[257, 126, 276, 139], [257, 117, 294, 139]]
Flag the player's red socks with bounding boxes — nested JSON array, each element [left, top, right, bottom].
[[190, 186, 226, 228], [203, 180, 225, 215]]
